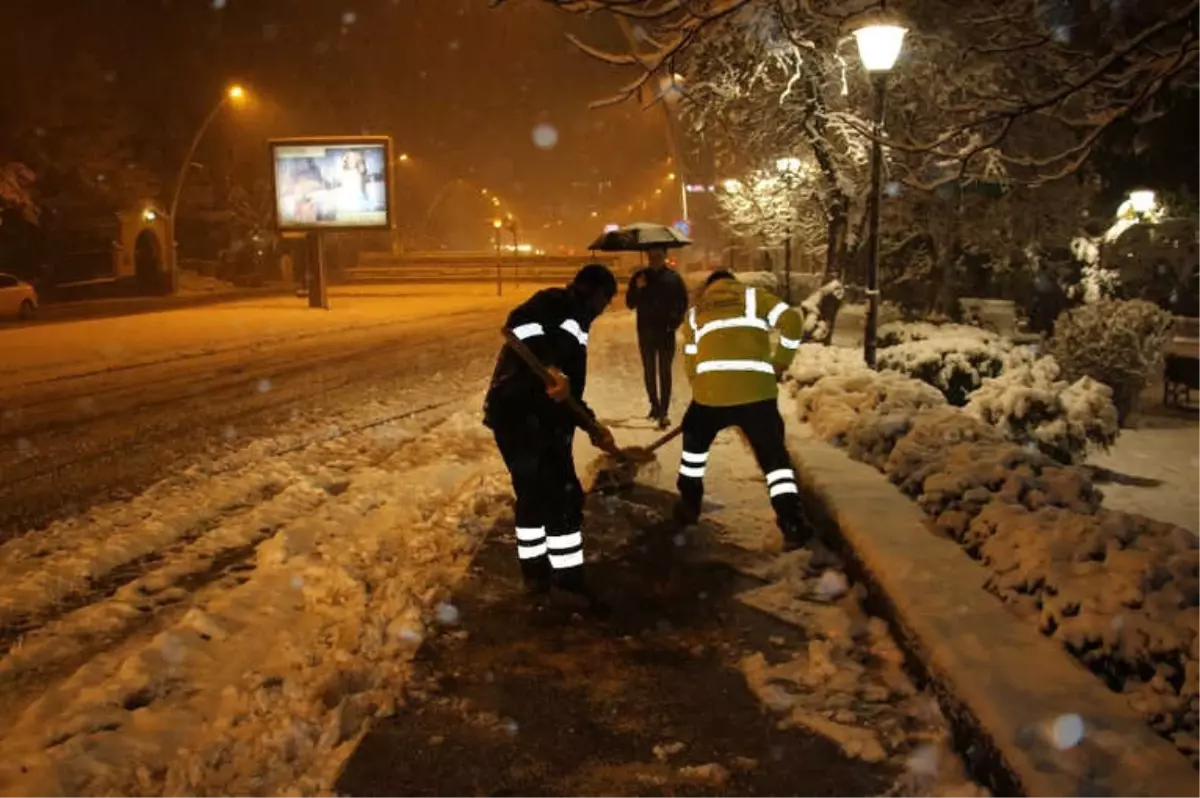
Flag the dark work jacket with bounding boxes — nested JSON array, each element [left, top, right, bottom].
[[626, 265, 688, 333], [484, 287, 597, 431]]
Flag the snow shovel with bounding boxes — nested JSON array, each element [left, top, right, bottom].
[[501, 328, 621, 456]]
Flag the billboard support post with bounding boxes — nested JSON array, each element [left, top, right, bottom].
[[493, 226, 503, 297], [308, 232, 329, 309]]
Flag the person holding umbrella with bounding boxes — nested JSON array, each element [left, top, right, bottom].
[[625, 245, 689, 429], [589, 223, 693, 429]]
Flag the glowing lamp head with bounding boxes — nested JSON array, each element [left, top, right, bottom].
[[142, 209, 158, 223], [853, 23, 907, 72], [398, 153, 410, 163], [228, 85, 246, 101], [1129, 189, 1157, 214], [492, 219, 503, 229]]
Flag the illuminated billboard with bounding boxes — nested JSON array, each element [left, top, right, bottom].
[[270, 136, 393, 231]]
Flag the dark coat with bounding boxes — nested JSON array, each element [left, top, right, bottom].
[[484, 286, 597, 430], [625, 265, 688, 333]]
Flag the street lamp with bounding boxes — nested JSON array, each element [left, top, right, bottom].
[[853, 12, 907, 368], [167, 83, 249, 295], [1129, 188, 1158, 216]]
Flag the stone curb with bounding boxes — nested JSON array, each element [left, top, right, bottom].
[[789, 432, 1198, 797]]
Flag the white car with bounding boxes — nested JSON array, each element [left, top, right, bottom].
[[0, 273, 38, 320]]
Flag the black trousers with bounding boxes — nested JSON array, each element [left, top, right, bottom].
[[637, 326, 676, 415], [492, 417, 585, 582], [676, 399, 809, 544]]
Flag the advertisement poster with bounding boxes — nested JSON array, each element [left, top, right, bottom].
[[271, 138, 392, 231]]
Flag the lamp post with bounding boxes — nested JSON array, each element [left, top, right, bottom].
[[852, 16, 906, 369], [167, 84, 247, 295], [776, 157, 805, 303], [493, 219, 504, 296]]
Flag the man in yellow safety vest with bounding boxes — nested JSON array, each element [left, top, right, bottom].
[[674, 270, 814, 550]]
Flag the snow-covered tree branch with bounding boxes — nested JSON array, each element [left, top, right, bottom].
[[525, 0, 1198, 187]]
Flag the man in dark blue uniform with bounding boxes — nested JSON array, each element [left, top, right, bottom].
[[484, 264, 618, 608]]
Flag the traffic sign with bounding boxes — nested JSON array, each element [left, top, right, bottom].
[[673, 219, 691, 237]]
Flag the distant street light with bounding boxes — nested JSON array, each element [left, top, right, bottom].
[[1129, 188, 1158, 215], [853, 12, 907, 369], [397, 152, 410, 163], [167, 83, 249, 295]]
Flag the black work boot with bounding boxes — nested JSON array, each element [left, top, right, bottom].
[[672, 499, 701, 528], [520, 557, 553, 596], [551, 568, 610, 617]]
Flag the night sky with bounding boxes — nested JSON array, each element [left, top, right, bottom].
[[0, 0, 681, 250]]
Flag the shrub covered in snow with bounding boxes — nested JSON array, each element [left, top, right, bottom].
[[877, 321, 1001, 349], [876, 336, 1010, 406], [1049, 298, 1175, 424], [791, 363, 1198, 763], [788, 343, 871, 388], [965, 356, 1120, 464]]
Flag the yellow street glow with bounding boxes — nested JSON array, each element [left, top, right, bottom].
[[228, 85, 246, 100]]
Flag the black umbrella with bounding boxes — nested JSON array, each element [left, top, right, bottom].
[[588, 222, 693, 252]]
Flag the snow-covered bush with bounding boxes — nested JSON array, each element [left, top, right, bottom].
[[876, 336, 1009, 406], [792, 366, 947, 468], [734, 270, 779, 291], [965, 356, 1120, 464], [788, 343, 869, 388], [1049, 298, 1175, 424], [877, 321, 1000, 349], [790, 359, 1197, 762]]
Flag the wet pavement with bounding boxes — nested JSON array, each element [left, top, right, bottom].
[[336, 488, 897, 796]]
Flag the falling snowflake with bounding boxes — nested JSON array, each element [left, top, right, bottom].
[[211, 0, 227, 8], [256, 378, 272, 394], [435, 602, 460, 626], [290, 575, 304, 590], [342, 10, 357, 25], [222, 425, 237, 441], [532, 123, 559, 150], [1050, 714, 1085, 749]]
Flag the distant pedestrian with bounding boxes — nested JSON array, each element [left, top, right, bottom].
[[625, 245, 689, 429]]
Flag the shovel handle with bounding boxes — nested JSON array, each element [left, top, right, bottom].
[[501, 328, 605, 439], [644, 423, 684, 454]]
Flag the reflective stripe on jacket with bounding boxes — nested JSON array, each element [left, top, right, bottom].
[[682, 279, 804, 407]]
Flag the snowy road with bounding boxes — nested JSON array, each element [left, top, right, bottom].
[[0, 290, 978, 796], [0, 284, 543, 540]]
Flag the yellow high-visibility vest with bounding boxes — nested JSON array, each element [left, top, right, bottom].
[[682, 279, 804, 407]]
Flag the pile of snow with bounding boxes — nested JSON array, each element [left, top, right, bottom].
[[789, 363, 1199, 763], [965, 355, 1119, 464], [735, 551, 987, 796], [0, 402, 514, 796]]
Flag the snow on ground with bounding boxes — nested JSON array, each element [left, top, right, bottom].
[[0, 284, 533, 386], [0, 303, 980, 796], [1087, 421, 1199, 535]]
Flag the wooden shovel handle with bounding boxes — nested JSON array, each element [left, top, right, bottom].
[[501, 328, 602, 437], [644, 423, 684, 454]]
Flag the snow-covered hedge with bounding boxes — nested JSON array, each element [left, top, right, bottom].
[[965, 356, 1119, 464], [876, 336, 1010, 406], [877, 322, 1001, 349], [1049, 298, 1175, 425], [790, 367, 1199, 765]]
